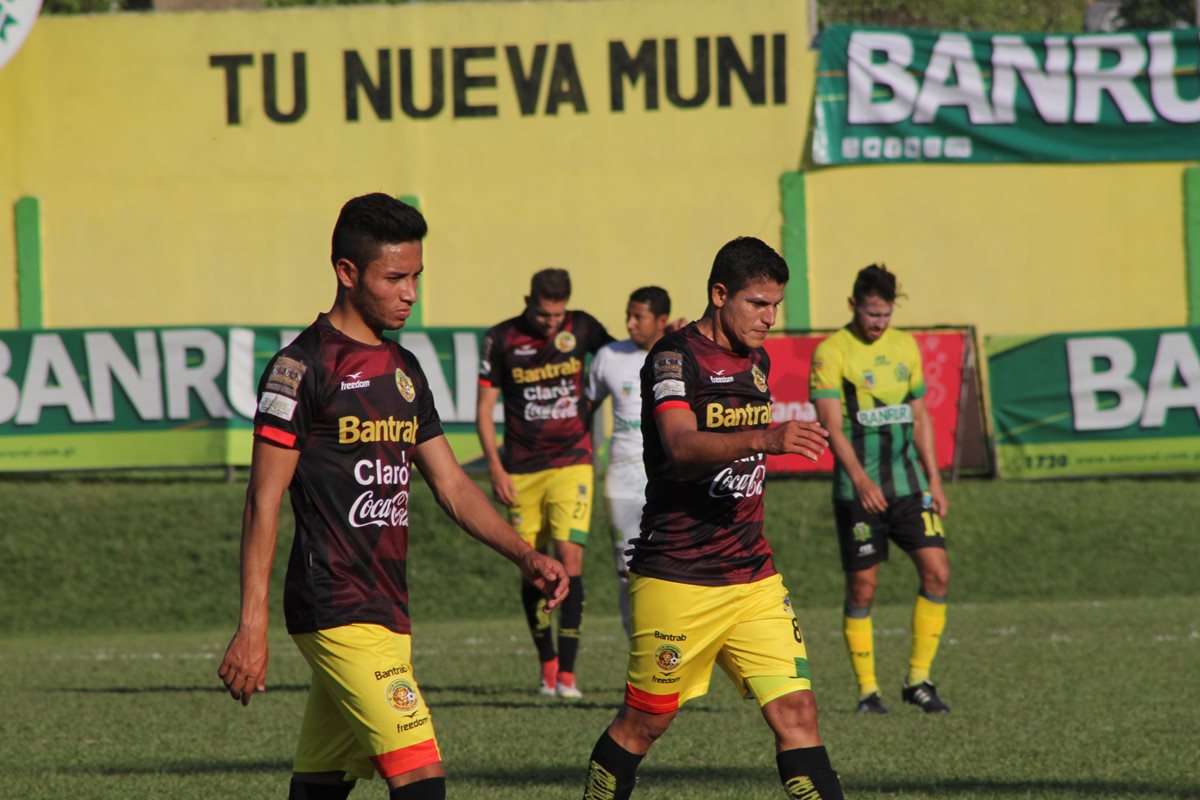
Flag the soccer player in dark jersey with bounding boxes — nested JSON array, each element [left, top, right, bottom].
[[476, 269, 613, 698], [217, 193, 569, 800], [810, 264, 951, 715], [581, 238, 845, 800]]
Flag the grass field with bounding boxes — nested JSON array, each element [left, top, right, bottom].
[[1, 474, 1198, 798]]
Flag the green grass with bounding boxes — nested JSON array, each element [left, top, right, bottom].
[[1, 475, 1198, 798]]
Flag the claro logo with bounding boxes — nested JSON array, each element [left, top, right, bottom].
[[338, 415, 419, 444]]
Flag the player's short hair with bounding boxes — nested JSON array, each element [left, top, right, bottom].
[[331, 193, 427, 270], [629, 286, 671, 317], [707, 237, 789, 297], [530, 268, 572, 302], [852, 263, 901, 303]]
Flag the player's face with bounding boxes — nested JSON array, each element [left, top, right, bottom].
[[626, 301, 667, 350], [346, 241, 423, 331], [524, 296, 569, 338], [850, 293, 893, 342], [713, 278, 783, 351]]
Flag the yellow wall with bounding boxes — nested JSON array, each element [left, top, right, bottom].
[[804, 162, 1189, 336], [0, 0, 815, 334]]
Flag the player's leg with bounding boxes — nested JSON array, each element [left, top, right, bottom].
[[717, 574, 844, 799], [833, 499, 889, 712], [894, 493, 951, 713], [547, 464, 594, 697], [584, 704, 674, 800], [291, 665, 363, 798], [606, 494, 643, 638], [293, 625, 446, 797], [510, 470, 558, 693]]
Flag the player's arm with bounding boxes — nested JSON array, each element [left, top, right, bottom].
[[584, 348, 610, 415], [414, 434, 569, 610], [814, 397, 888, 514], [217, 440, 299, 706], [910, 396, 948, 517], [475, 383, 516, 506], [655, 406, 827, 469]]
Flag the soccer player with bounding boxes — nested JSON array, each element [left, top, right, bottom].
[[581, 238, 845, 800], [809, 263, 952, 715], [217, 193, 569, 800], [476, 269, 614, 698], [584, 286, 671, 636]]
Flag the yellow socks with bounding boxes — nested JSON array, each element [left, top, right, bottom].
[[907, 592, 947, 686], [842, 610, 877, 698]]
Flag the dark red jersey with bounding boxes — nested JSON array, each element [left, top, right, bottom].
[[630, 323, 776, 587], [253, 314, 443, 635], [478, 310, 613, 474]]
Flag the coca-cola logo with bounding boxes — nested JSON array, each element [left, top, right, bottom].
[[349, 488, 410, 528], [523, 395, 579, 421], [708, 463, 766, 500]]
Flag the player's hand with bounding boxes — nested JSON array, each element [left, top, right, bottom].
[[518, 549, 570, 612], [928, 481, 949, 518], [217, 627, 269, 706], [489, 465, 517, 506], [854, 476, 888, 514], [760, 420, 829, 460]]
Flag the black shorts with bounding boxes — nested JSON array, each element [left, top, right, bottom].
[[833, 493, 946, 573]]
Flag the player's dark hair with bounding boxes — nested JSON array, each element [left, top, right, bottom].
[[629, 286, 670, 317], [853, 263, 901, 303], [331, 193, 427, 270], [530, 268, 571, 302], [707, 237, 789, 297]]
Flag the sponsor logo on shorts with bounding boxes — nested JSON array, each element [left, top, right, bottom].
[[921, 492, 934, 510], [386, 679, 420, 713], [397, 716, 431, 733], [857, 543, 876, 556], [783, 595, 795, 616], [655, 644, 682, 673], [652, 675, 680, 684], [395, 368, 416, 402], [751, 364, 768, 393], [554, 331, 577, 353], [654, 630, 687, 642], [265, 356, 307, 396], [374, 665, 411, 681], [852, 522, 871, 542], [340, 372, 370, 391]]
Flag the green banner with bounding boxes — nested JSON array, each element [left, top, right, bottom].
[[0, 325, 489, 472], [813, 25, 1200, 165], [987, 327, 1200, 478]]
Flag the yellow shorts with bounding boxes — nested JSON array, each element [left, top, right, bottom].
[[509, 463, 593, 549], [624, 573, 812, 713], [291, 624, 440, 781]]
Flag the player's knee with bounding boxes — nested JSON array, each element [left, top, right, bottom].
[[763, 691, 821, 747], [921, 565, 950, 595], [845, 573, 877, 607], [614, 706, 676, 749]]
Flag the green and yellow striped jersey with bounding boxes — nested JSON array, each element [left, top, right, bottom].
[[810, 326, 927, 501]]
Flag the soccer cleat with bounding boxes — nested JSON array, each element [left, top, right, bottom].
[[556, 671, 582, 699], [902, 681, 950, 713], [856, 692, 889, 714], [538, 659, 558, 696]]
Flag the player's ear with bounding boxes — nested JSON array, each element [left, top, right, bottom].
[[710, 282, 730, 308], [847, 295, 856, 313], [335, 258, 360, 290]]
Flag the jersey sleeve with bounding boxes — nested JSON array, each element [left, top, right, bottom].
[[406, 355, 445, 444], [477, 326, 504, 387], [907, 334, 927, 400], [580, 311, 616, 354], [253, 348, 318, 450], [585, 345, 610, 404], [647, 340, 694, 414], [809, 337, 845, 401]]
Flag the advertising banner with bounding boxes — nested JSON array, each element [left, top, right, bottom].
[[763, 329, 976, 475], [988, 326, 1200, 478], [0, 325, 489, 472], [813, 25, 1200, 165]]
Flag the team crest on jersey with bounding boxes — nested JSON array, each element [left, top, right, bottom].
[[395, 368, 416, 402], [896, 363, 910, 381], [852, 522, 872, 542], [655, 645, 682, 673], [265, 356, 307, 397], [862, 370, 876, 388], [751, 365, 768, 393], [386, 679, 420, 713], [621, 383, 634, 397], [554, 331, 576, 353], [653, 351, 684, 381]]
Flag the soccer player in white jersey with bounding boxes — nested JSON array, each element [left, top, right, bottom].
[[585, 287, 671, 635]]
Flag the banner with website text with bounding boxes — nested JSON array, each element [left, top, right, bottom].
[[0, 325, 489, 472], [763, 329, 985, 476], [988, 326, 1200, 478], [813, 25, 1200, 165]]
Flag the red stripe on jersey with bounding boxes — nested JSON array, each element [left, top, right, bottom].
[[654, 400, 691, 415], [254, 424, 297, 448], [624, 683, 679, 714], [371, 738, 442, 779], [478, 378, 495, 387]]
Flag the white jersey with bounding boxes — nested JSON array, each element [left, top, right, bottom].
[[586, 339, 649, 499]]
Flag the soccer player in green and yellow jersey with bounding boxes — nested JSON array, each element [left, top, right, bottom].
[[810, 264, 952, 715]]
